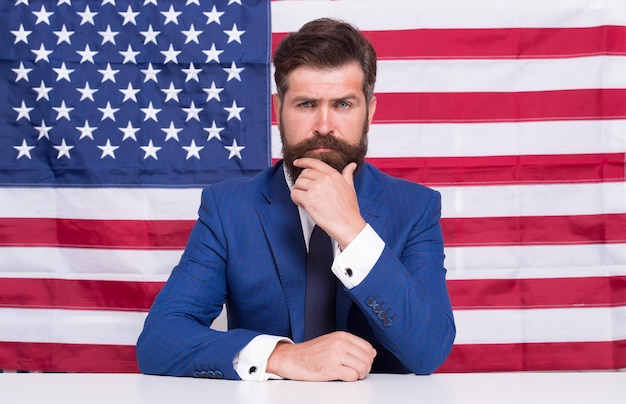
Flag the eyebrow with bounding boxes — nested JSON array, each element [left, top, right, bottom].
[[291, 94, 361, 104]]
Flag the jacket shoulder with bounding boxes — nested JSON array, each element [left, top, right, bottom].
[[363, 162, 439, 199]]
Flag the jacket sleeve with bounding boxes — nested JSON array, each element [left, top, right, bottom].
[[346, 190, 456, 374], [136, 186, 260, 380]]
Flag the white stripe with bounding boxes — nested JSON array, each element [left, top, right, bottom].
[[271, 0, 626, 31], [0, 247, 178, 281], [375, 57, 626, 93], [0, 187, 202, 220], [2, 306, 624, 345], [272, 120, 626, 158], [454, 306, 626, 344], [437, 182, 626, 218], [0, 308, 146, 346], [269, 57, 626, 94], [270, 57, 626, 94], [445, 244, 626, 279], [2, 182, 624, 220]]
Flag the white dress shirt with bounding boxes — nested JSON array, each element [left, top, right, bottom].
[[232, 168, 385, 381]]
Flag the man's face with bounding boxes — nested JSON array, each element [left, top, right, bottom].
[[273, 62, 377, 181]]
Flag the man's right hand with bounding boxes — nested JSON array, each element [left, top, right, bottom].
[[266, 331, 377, 381]]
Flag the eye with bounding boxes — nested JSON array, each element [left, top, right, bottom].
[[299, 101, 313, 108], [337, 101, 350, 109]]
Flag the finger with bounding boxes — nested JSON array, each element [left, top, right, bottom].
[[292, 175, 313, 190], [293, 169, 319, 184], [335, 365, 361, 382], [340, 351, 374, 380], [334, 331, 376, 354], [329, 332, 376, 377], [341, 162, 357, 187]]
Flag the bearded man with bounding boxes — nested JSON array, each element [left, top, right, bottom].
[[137, 18, 455, 382]]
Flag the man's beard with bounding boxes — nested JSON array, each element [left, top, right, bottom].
[[280, 120, 369, 182]]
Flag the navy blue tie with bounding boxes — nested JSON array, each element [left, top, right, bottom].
[[304, 225, 336, 340]]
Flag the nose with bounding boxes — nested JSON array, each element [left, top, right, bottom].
[[314, 105, 333, 136]]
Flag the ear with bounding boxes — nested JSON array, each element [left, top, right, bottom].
[[272, 93, 282, 127], [367, 95, 377, 125]]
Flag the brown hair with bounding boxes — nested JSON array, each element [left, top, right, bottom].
[[273, 18, 377, 103]]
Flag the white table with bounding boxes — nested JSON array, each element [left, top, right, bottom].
[[1, 372, 625, 404]]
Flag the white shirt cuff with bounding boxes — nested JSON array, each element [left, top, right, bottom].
[[233, 334, 293, 381], [332, 223, 385, 289]]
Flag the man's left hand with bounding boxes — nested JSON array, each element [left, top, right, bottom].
[[290, 157, 366, 250]]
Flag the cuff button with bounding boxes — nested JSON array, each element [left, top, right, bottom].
[[345, 267, 353, 277], [249, 366, 257, 374]]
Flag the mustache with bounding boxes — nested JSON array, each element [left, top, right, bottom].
[[293, 134, 346, 152]]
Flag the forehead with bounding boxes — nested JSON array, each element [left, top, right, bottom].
[[283, 63, 365, 99]]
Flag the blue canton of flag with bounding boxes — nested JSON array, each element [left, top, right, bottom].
[[0, 0, 271, 186]]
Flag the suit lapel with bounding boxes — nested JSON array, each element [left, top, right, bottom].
[[354, 164, 387, 230], [257, 166, 308, 341]]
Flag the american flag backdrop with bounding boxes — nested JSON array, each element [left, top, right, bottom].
[[1, 0, 625, 373]]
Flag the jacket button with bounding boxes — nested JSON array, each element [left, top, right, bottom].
[[372, 303, 381, 314], [366, 297, 376, 307], [193, 371, 201, 377], [215, 370, 224, 379], [207, 370, 216, 378], [383, 317, 393, 327], [377, 310, 387, 320]]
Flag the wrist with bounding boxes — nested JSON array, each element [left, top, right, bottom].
[[336, 219, 367, 251], [266, 341, 291, 377]]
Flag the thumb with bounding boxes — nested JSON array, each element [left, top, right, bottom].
[[342, 162, 357, 187]]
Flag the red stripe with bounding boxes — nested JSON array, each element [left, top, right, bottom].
[[2, 276, 625, 312], [0, 278, 162, 311], [448, 277, 626, 310], [272, 26, 626, 60], [438, 340, 626, 372], [1, 340, 624, 373], [0, 218, 194, 249], [0, 342, 138, 373], [441, 213, 626, 247], [372, 90, 626, 123], [367, 153, 626, 186], [271, 89, 626, 124], [1, 214, 625, 249]]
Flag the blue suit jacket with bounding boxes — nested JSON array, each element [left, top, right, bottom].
[[136, 162, 455, 379]]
